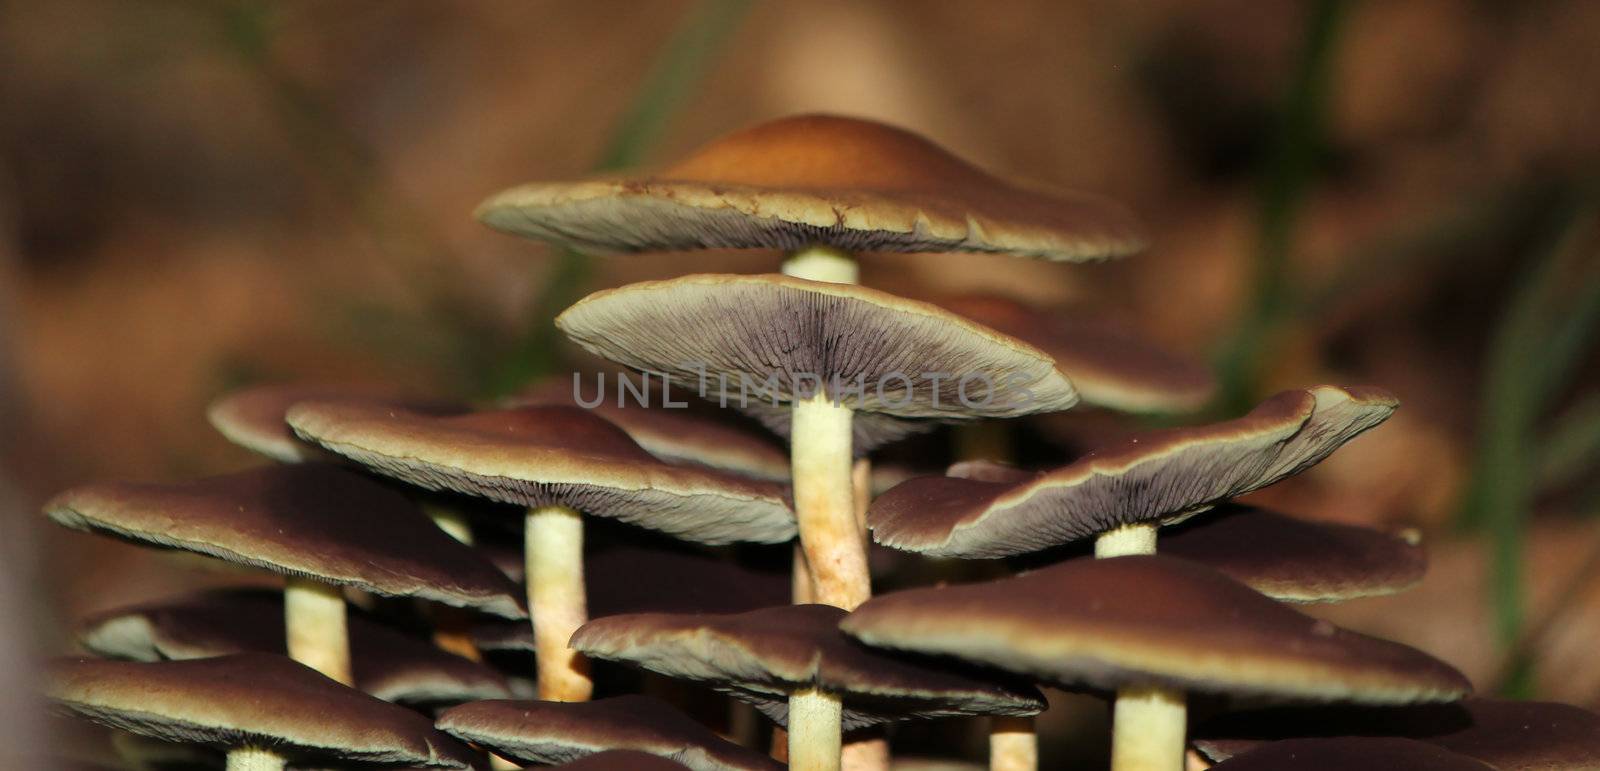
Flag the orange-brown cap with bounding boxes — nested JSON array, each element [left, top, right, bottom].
[[286, 403, 795, 545], [1210, 738, 1492, 770], [571, 604, 1045, 730], [478, 114, 1145, 261], [78, 588, 510, 706], [437, 695, 781, 771], [45, 464, 526, 618], [207, 382, 463, 464], [869, 385, 1397, 557], [841, 555, 1470, 703], [47, 654, 477, 768]]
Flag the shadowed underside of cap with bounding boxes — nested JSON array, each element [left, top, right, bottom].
[[286, 402, 795, 545], [556, 273, 1078, 427], [571, 604, 1044, 730], [869, 385, 1398, 558], [47, 654, 477, 768], [841, 555, 1470, 703], [937, 295, 1215, 413], [206, 382, 464, 464], [44, 464, 525, 618], [436, 695, 781, 771], [1194, 698, 1600, 770], [1211, 738, 1492, 770], [477, 114, 1146, 261], [78, 588, 510, 705]]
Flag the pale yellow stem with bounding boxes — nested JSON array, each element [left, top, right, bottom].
[[489, 755, 522, 770], [782, 245, 859, 284], [990, 715, 1037, 771], [792, 541, 815, 604], [1111, 685, 1186, 771], [791, 394, 871, 610], [842, 736, 889, 771], [526, 505, 592, 701], [1096, 523, 1158, 558], [283, 577, 350, 685], [788, 687, 843, 771], [227, 747, 286, 771], [851, 457, 872, 537]]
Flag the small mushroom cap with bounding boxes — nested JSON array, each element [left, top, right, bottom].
[[571, 604, 1045, 730], [477, 114, 1145, 261], [78, 588, 511, 705], [47, 653, 477, 768], [44, 464, 526, 619], [937, 295, 1215, 412], [286, 402, 795, 545], [556, 273, 1079, 427], [1193, 698, 1600, 770], [1211, 737, 1493, 770], [436, 695, 781, 771], [841, 555, 1470, 703], [870, 385, 1397, 558], [206, 382, 462, 464], [557, 750, 692, 770], [1159, 504, 1427, 603]]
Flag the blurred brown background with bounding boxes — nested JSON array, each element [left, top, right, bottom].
[[2, 0, 1598, 752]]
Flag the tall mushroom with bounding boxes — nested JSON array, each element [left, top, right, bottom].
[[286, 402, 794, 702], [841, 555, 1471, 771], [47, 653, 478, 771], [44, 463, 525, 685], [555, 273, 1078, 611]]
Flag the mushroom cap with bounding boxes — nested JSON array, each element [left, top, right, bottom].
[[571, 604, 1046, 731], [1210, 737, 1492, 770], [937, 295, 1215, 412], [840, 555, 1470, 703], [556, 273, 1079, 427], [869, 385, 1397, 558], [286, 402, 795, 545], [513, 379, 789, 481], [557, 750, 693, 770], [44, 464, 526, 619], [477, 114, 1145, 261], [1159, 504, 1427, 603], [78, 588, 511, 705], [436, 695, 781, 771], [47, 653, 477, 768], [1193, 698, 1600, 770], [206, 382, 463, 464]]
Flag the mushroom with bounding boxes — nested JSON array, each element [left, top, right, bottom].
[[78, 587, 511, 706], [555, 272, 1078, 610], [1208, 737, 1493, 770], [557, 749, 694, 770], [869, 385, 1397, 559], [841, 555, 1471, 771], [935, 295, 1215, 413], [436, 694, 782, 771], [286, 402, 794, 702], [571, 603, 1046, 771], [1193, 698, 1600, 770], [47, 653, 478, 770], [44, 463, 526, 685]]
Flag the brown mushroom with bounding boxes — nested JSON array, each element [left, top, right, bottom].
[[1209, 737, 1493, 770]]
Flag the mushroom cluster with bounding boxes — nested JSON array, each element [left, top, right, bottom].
[[42, 114, 1600, 771]]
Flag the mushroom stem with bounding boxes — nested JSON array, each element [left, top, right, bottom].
[[1096, 523, 1158, 558], [782, 245, 859, 284], [792, 541, 815, 604], [526, 504, 592, 701], [421, 503, 484, 662], [227, 747, 287, 771], [788, 687, 843, 771], [1110, 684, 1185, 771], [283, 577, 351, 686], [989, 716, 1037, 771], [842, 736, 890, 771], [427, 506, 475, 544], [791, 393, 871, 609]]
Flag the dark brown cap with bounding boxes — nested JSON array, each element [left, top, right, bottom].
[[47, 653, 478, 768], [44, 464, 526, 619], [937, 295, 1215, 413], [841, 555, 1470, 703], [571, 604, 1045, 730], [437, 695, 781, 770], [1211, 738, 1492, 770], [555, 274, 1079, 430], [78, 588, 510, 705], [1159, 504, 1427, 603], [477, 114, 1145, 261], [207, 382, 463, 464], [870, 385, 1398, 557], [1194, 698, 1600, 770], [285, 403, 795, 545], [556, 750, 692, 770]]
